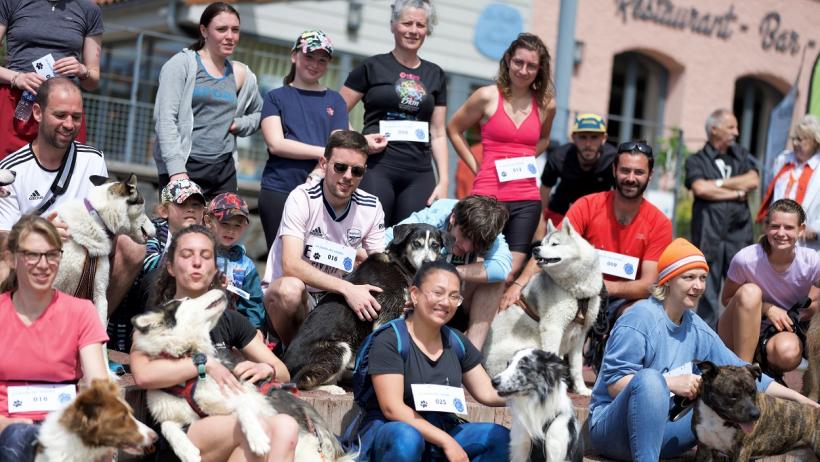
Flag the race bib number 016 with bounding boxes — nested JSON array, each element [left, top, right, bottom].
[[411, 384, 468, 415], [7, 384, 76, 414], [305, 237, 356, 273], [495, 156, 538, 182]]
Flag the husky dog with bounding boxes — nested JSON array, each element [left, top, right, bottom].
[[53, 174, 156, 325], [0, 168, 15, 197], [492, 349, 583, 462], [284, 223, 446, 392], [35, 379, 157, 462], [483, 219, 603, 395], [133, 290, 276, 462]]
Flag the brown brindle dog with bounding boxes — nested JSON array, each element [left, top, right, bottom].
[[692, 361, 820, 462]]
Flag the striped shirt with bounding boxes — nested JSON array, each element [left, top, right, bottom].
[[0, 142, 108, 230], [262, 180, 385, 291]]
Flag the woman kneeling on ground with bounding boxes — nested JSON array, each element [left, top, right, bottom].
[[130, 225, 296, 462], [353, 260, 509, 462], [719, 198, 820, 381], [0, 216, 109, 461], [588, 238, 818, 461]]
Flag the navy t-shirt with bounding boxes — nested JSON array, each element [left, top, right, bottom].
[[260, 86, 348, 193], [344, 53, 447, 172]]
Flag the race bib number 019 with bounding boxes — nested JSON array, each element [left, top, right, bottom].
[[7, 384, 76, 414], [305, 237, 356, 273], [596, 249, 640, 280], [495, 156, 538, 182], [411, 384, 468, 415], [379, 120, 429, 142]]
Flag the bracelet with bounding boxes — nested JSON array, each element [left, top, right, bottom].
[[79, 66, 91, 81], [512, 281, 524, 288], [9, 72, 19, 89]]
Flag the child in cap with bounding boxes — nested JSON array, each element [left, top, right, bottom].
[[204, 192, 265, 329]]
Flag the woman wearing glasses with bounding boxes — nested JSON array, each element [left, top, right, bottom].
[[0, 216, 108, 461], [447, 33, 556, 282], [352, 261, 509, 462]]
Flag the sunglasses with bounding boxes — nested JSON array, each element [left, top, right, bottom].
[[617, 141, 653, 155], [333, 162, 366, 178]]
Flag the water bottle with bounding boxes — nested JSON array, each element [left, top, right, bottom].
[[14, 91, 36, 122]]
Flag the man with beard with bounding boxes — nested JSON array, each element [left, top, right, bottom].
[[541, 113, 616, 224], [563, 140, 672, 310], [263, 130, 386, 346], [685, 109, 759, 329]]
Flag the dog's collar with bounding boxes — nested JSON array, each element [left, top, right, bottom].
[[83, 199, 115, 239]]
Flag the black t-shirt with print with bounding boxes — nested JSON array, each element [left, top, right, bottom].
[[541, 142, 617, 215], [366, 323, 483, 412], [210, 309, 257, 353], [344, 53, 447, 172]]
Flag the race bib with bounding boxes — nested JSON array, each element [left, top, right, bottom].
[[597, 249, 640, 280], [411, 384, 468, 415], [663, 362, 692, 397], [494, 156, 538, 182], [305, 237, 356, 273], [7, 384, 76, 414], [379, 120, 429, 142], [226, 284, 251, 300]]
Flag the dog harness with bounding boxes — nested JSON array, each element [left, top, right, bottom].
[[516, 282, 607, 325], [165, 378, 209, 419], [71, 200, 117, 300]]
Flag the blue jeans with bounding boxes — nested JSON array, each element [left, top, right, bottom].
[[589, 369, 696, 461], [0, 422, 40, 462], [359, 415, 510, 462]]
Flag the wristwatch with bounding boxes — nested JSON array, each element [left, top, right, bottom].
[[192, 352, 207, 379], [715, 179, 724, 189]]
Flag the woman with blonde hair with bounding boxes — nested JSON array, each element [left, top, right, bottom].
[[0, 216, 108, 461], [447, 33, 556, 280]]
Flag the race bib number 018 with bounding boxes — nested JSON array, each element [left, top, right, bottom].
[[411, 384, 468, 415], [7, 384, 76, 414], [495, 156, 538, 182], [305, 237, 356, 273]]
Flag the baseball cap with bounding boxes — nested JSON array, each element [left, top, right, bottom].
[[207, 192, 250, 223], [161, 178, 205, 205], [571, 113, 607, 134], [292, 29, 333, 56]]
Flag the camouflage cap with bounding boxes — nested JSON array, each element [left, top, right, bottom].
[[292, 29, 333, 56], [161, 178, 205, 205], [207, 192, 250, 223]]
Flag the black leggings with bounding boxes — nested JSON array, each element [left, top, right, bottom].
[[359, 163, 436, 226], [258, 188, 290, 250], [499, 200, 542, 253]]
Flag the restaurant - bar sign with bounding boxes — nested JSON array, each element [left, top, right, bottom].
[[615, 0, 803, 55]]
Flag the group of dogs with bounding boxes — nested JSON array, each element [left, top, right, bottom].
[[6, 171, 820, 461]]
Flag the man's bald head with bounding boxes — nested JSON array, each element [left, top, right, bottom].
[[35, 77, 82, 111]]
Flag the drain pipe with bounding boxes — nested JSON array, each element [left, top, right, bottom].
[[552, 0, 578, 144], [167, 0, 186, 37]]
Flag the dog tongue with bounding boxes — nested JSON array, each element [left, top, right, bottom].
[[739, 422, 755, 433]]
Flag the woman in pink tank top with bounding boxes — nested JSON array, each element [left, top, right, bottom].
[[447, 33, 556, 279]]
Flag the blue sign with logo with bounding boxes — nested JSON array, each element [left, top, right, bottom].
[[343, 257, 353, 272], [527, 163, 537, 174], [624, 263, 634, 276], [474, 4, 524, 60], [453, 398, 465, 413]]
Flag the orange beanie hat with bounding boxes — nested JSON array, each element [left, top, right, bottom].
[[656, 238, 709, 286]]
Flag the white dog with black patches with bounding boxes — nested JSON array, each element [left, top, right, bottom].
[[52, 174, 155, 326], [492, 348, 582, 462]]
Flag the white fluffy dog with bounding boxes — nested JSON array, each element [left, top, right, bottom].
[[52, 174, 155, 325], [483, 219, 603, 395]]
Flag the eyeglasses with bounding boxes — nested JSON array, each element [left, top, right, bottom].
[[617, 141, 653, 156], [17, 249, 62, 265], [424, 290, 464, 306], [333, 162, 366, 178]]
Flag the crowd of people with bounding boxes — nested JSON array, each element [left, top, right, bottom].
[[1, 0, 820, 461]]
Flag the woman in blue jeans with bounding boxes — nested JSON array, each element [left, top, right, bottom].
[[588, 238, 818, 461], [356, 260, 509, 462]]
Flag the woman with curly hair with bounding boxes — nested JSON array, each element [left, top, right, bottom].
[[447, 33, 556, 281]]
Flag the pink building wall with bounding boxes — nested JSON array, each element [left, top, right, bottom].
[[531, 0, 820, 148]]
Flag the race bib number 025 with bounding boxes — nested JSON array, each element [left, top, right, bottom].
[[411, 384, 468, 415], [305, 237, 356, 273]]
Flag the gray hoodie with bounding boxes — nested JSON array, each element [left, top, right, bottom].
[[152, 49, 263, 176]]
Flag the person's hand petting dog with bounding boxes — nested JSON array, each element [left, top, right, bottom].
[[499, 282, 523, 311], [666, 374, 701, 400], [233, 361, 274, 383], [46, 211, 70, 241], [766, 305, 793, 332], [205, 357, 245, 394], [343, 283, 383, 321]]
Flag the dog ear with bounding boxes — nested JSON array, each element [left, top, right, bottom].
[[390, 224, 415, 247], [547, 219, 556, 234], [696, 360, 718, 380], [440, 229, 455, 254], [131, 311, 165, 334], [561, 217, 576, 235], [126, 173, 138, 188], [747, 363, 763, 381], [89, 175, 109, 187]]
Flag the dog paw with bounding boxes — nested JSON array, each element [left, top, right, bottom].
[[176, 448, 201, 462], [316, 384, 347, 395], [246, 429, 271, 456], [574, 385, 592, 396]]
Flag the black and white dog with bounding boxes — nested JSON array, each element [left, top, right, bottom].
[[492, 348, 583, 462], [284, 223, 447, 392]]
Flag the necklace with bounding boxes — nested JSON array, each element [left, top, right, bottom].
[[47, 0, 60, 12]]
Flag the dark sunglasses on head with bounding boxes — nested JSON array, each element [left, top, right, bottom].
[[333, 162, 366, 177], [617, 141, 653, 156]]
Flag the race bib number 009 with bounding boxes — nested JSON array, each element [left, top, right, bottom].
[[411, 384, 468, 415], [7, 384, 76, 414], [305, 237, 357, 273], [495, 156, 538, 182], [379, 120, 429, 142], [597, 249, 640, 280]]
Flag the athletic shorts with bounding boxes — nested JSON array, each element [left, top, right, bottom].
[[499, 200, 541, 253]]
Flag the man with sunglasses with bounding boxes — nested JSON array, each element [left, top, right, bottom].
[[262, 130, 386, 347], [684, 109, 759, 329]]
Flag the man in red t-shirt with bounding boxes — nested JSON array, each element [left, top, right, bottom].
[[503, 140, 672, 309]]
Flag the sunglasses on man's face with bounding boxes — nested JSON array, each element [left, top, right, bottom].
[[333, 162, 366, 177], [616, 141, 653, 155]]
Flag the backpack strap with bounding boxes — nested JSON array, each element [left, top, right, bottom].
[[442, 326, 466, 362]]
